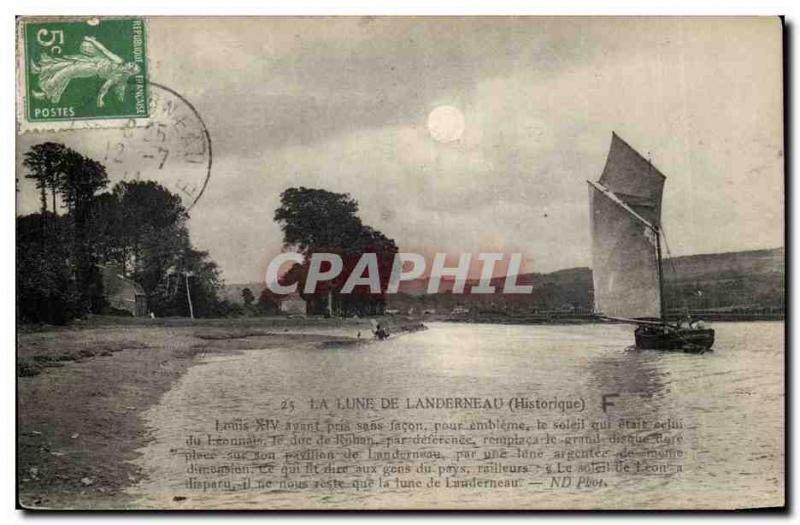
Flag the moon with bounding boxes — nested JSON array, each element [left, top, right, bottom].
[[427, 105, 465, 143]]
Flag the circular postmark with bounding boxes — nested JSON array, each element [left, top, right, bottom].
[[100, 82, 212, 211]]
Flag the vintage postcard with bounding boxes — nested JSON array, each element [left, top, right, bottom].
[[15, 16, 785, 510]]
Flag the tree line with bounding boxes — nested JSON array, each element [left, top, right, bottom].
[[18, 142, 224, 324]]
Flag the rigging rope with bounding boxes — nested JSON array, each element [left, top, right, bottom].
[[661, 227, 679, 277], [660, 226, 688, 311]]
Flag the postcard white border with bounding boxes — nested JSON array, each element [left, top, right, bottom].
[[2, 1, 795, 524]]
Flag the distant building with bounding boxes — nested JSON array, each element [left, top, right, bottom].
[[101, 265, 147, 316], [279, 292, 307, 315]]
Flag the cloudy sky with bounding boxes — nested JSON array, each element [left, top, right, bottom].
[[17, 17, 784, 284]]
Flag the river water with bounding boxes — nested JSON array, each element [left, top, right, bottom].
[[128, 321, 784, 509]]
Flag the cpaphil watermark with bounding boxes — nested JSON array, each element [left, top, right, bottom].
[[265, 252, 534, 295]]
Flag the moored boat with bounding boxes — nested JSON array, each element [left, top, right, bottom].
[[634, 325, 715, 353]]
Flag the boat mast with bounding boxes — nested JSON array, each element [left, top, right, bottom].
[[647, 151, 667, 324], [655, 227, 666, 323]]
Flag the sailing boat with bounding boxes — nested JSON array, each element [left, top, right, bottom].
[[588, 133, 715, 352]]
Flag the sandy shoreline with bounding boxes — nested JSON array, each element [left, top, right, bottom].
[[17, 317, 424, 509]]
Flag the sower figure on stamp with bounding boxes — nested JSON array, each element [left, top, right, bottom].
[[31, 36, 140, 108]]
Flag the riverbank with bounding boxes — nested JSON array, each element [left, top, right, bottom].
[[17, 316, 424, 509]]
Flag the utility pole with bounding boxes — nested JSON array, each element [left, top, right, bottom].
[[185, 271, 195, 320]]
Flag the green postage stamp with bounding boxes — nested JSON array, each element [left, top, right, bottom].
[[19, 17, 148, 125]]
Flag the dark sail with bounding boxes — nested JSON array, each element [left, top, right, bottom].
[[589, 133, 664, 319], [599, 132, 665, 226]]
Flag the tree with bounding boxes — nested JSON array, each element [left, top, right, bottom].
[[18, 143, 227, 324], [19, 144, 109, 318], [111, 180, 188, 279], [61, 151, 109, 313], [274, 187, 363, 252], [274, 187, 398, 316], [86, 192, 124, 268], [17, 213, 79, 324], [148, 248, 223, 317], [241, 287, 255, 306], [334, 225, 398, 317], [22, 142, 68, 217], [105, 181, 224, 318], [257, 288, 280, 315]]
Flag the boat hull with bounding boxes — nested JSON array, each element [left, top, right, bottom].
[[634, 326, 715, 353]]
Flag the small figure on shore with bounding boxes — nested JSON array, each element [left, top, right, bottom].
[[374, 323, 390, 340]]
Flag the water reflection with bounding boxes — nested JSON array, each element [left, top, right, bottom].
[[129, 322, 784, 509]]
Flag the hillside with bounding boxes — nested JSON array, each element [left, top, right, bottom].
[[662, 247, 785, 312], [388, 247, 785, 314]]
